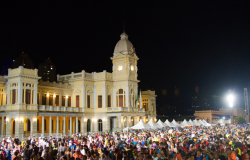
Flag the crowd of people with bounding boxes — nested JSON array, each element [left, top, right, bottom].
[[0, 124, 249, 160]]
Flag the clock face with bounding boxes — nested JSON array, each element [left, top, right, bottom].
[[118, 65, 123, 71], [131, 65, 134, 71]]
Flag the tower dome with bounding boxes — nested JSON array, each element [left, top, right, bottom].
[[113, 32, 135, 56]]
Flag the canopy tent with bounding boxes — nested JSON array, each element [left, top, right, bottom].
[[164, 119, 175, 127], [157, 119, 166, 128], [171, 119, 180, 127], [179, 119, 192, 127], [201, 119, 211, 126], [147, 119, 160, 129], [188, 119, 195, 126], [131, 120, 151, 130], [193, 119, 202, 126], [122, 127, 131, 132]]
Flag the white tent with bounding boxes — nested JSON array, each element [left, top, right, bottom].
[[156, 119, 166, 128], [171, 119, 180, 127], [164, 119, 175, 127], [193, 119, 202, 126], [179, 119, 192, 127], [131, 120, 151, 129], [201, 119, 211, 126], [122, 127, 131, 132], [147, 119, 160, 129], [188, 119, 194, 126]]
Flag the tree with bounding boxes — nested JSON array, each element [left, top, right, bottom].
[[236, 116, 246, 124]]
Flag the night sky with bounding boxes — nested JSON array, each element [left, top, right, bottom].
[[2, 1, 250, 115]]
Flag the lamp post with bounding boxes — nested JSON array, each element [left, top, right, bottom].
[[227, 92, 234, 124]]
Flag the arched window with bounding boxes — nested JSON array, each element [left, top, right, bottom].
[[37, 120, 39, 131], [116, 89, 125, 107], [98, 119, 103, 132], [44, 119, 46, 131], [25, 119, 31, 131], [68, 120, 70, 130], [87, 119, 91, 132]]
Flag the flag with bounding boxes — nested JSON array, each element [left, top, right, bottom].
[[135, 89, 139, 107], [140, 90, 142, 109]]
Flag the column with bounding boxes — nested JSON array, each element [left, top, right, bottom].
[[3, 93, 6, 105], [56, 116, 59, 134], [39, 90, 42, 105], [0, 94, 2, 106], [93, 85, 96, 108], [113, 117, 116, 128], [126, 84, 129, 107], [103, 84, 107, 108], [81, 116, 85, 133], [7, 84, 10, 104], [105, 117, 110, 132], [49, 116, 52, 135], [81, 84, 86, 107], [1, 116, 4, 135], [117, 116, 121, 128], [59, 93, 62, 106], [53, 93, 56, 106], [65, 95, 68, 107], [63, 116, 66, 135], [70, 116, 72, 135], [113, 85, 116, 107], [23, 89, 26, 104], [71, 93, 73, 107], [46, 92, 49, 105], [127, 116, 131, 127], [42, 116, 44, 136], [34, 84, 38, 105], [76, 117, 78, 133]]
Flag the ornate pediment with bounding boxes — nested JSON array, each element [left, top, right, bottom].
[[74, 89, 81, 93]]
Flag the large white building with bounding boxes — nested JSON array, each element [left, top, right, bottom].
[[0, 32, 157, 138]]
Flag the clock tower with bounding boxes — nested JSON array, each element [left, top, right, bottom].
[[111, 32, 139, 81]]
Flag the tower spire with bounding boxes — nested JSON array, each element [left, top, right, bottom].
[[123, 20, 125, 33]]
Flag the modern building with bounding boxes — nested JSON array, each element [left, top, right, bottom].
[[38, 58, 56, 82], [194, 108, 245, 124], [12, 52, 34, 69], [0, 32, 157, 138]]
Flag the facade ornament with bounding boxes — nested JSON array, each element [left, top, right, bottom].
[[129, 47, 135, 54]]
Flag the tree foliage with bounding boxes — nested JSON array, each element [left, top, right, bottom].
[[236, 116, 246, 124]]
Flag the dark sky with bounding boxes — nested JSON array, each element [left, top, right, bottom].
[[2, 1, 250, 114]]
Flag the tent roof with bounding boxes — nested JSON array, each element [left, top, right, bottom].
[[156, 119, 166, 128], [147, 119, 160, 129], [180, 119, 192, 127], [131, 120, 151, 129], [164, 119, 175, 127]]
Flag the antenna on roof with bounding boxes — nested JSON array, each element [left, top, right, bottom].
[[123, 20, 125, 33]]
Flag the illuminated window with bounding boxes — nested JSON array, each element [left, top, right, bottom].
[[116, 89, 125, 107]]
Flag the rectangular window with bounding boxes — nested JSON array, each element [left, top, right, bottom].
[[98, 95, 102, 108], [56, 95, 59, 106], [108, 95, 111, 107], [87, 95, 90, 108], [49, 95, 53, 105], [37, 93, 39, 104], [42, 94, 46, 105], [76, 95, 79, 107], [62, 96, 65, 106], [68, 96, 71, 107], [12, 90, 16, 104]]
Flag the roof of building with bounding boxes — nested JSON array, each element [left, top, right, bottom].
[[113, 32, 134, 56]]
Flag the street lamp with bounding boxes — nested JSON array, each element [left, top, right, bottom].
[[226, 92, 235, 124], [227, 94, 234, 107]]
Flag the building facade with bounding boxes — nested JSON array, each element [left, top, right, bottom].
[[0, 32, 157, 137], [38, 58, 57, 82]]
